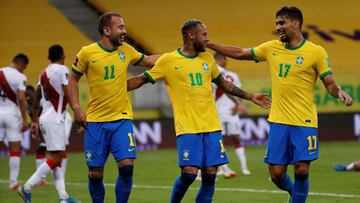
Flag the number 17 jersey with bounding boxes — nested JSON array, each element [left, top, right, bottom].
[[72, 41, 144, 122], [251, 40, 333, 128]]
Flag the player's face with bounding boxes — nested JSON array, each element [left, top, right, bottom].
[[193, 24, 208, 52], [107, 16, 127, 47], [275, 15, 297, 42]]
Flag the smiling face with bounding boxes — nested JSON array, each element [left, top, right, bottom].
[[275, 15, 300, 43], [104, 16, 127, 47]]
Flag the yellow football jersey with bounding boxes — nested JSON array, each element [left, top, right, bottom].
[[144, 49, 222, 136], [251, 40, 333, 128], [72, 41, 144, 122]]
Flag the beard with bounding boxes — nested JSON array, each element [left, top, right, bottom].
[[280, 35, 290, 42], [109, 34, 124, 48], [193, 41, 205, 52]]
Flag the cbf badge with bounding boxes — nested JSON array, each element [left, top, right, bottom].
[[202, 63, 209, 72], [119, 52, 126, 61], [182, 150, 190, 161], [296, 56, 304, 65], [85, 150, 93, 162]]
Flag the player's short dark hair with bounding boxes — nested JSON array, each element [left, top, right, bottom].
[[276, 6, 303, 29], [98, 12, 122, 35], [181, 19, 203, 37], [48, 44, 64, 62], [12, 53, 29, 65], [26, 85, 35, 92], [214, 52, 226, 61]]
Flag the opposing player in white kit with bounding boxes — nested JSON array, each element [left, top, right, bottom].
[[213, 53, 251, 176], [0, 53, 29, 190], [25, 85, 73, 186], [19, 45, 80, 203]]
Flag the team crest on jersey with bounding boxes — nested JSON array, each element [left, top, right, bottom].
[[202, 63, 209, 72], [296, 56, 304, 65], [119, 52, 126, 61], [182, 150, 190, 160], [85, 150, 93, 162]]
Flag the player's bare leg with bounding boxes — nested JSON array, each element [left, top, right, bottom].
[[196, 166, 218, 202], [269, 164, 293, 200], [293, 161, 310, 203], [8, 141, 21, 190], [170, 166, 198, 203], [88, 167, 105, 202]]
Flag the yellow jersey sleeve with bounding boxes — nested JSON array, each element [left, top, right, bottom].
[[144, 54, 167, 83], [210, 60, 221, 80], [123, 43, 144, 66], [251, 40, 274, 63], [316, 46, 333, 79], [72, 47, 89, 75]]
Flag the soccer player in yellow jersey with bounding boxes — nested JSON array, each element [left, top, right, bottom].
[[127, 19, 271, 203], [206, 6, 353, 203], [68, 12, 159, 203]]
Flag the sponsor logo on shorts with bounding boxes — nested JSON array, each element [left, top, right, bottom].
[[182, 150, 190, 161], [85, 150, 93, 162], [128, 148, 135, 152], [309, 151, 317, 155]]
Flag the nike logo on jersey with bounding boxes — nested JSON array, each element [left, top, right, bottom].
[[91, 59, 101, 63], [272, 52, 279, 56], [128, 148, 135, 152], [175, 66, 184, 70]]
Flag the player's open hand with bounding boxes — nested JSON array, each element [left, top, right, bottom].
[[74, 107, 86, 128], [338, 89, 353, 106], [251, 93, 271, 109], [30, 122, 39, 139]]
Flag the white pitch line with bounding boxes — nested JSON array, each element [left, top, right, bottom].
[[1, 179, 359, 199]]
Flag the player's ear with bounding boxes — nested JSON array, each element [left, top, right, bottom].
[[103, 27, 111, 36]]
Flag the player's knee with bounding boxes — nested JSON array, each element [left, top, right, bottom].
[[294, 166, 309, 175], [201, 173, 216, 185], [294, 173, 308, 181], [118, 165, 134, 177], [180, 172, 197, 185], [271, 173, 285, 184], [89, 170, 104, 181]]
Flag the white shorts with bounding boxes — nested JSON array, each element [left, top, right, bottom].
[[221, 120, 241, 136], [64, 112, 73, 145], [0, 107, 22, 142], [39, 119, 66, 151]]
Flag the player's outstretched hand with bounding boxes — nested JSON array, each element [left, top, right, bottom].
[[251, 93, 271, 109], [338, 90, 353, 106], [30, 122, 39, 140], [74, 107, 86, 129]]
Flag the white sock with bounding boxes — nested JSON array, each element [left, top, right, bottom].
[[235, 147, 249, 171], [221, 164, 232, 173], [9, 156, 20, 186], [346, 163, 355, 171], [61, 158, 67, 177], [51, 167, 69, 199], [36, 158, 46, 179], [24, 161, 52, 191]]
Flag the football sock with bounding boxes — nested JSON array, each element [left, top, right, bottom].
[[9, 151, 20, 186], [35, 154, 46, 179], [272, 173, 293, 195], [346, 162, 355, 171], [235, 147, 249, 171], [170, 172, 197, 203], [61, 152, 68, 176], [51, 166, 69, 199], [24, 159, 56, 191], [88, 175, 105, 203], [292, 173, 309, 203], [196, 173, 216, 203], [115, 165, 134, 203]]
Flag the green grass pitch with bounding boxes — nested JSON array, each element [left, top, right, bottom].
[[1, 141, 359, 202]]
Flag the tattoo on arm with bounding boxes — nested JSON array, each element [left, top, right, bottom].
[[214, 75, 253, 101]]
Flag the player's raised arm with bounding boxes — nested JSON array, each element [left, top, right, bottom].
[[213, 75, 271, 109], [206, 41, 252, 60], [321, 74, 353, 106], [127, 73, 150, 91]]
